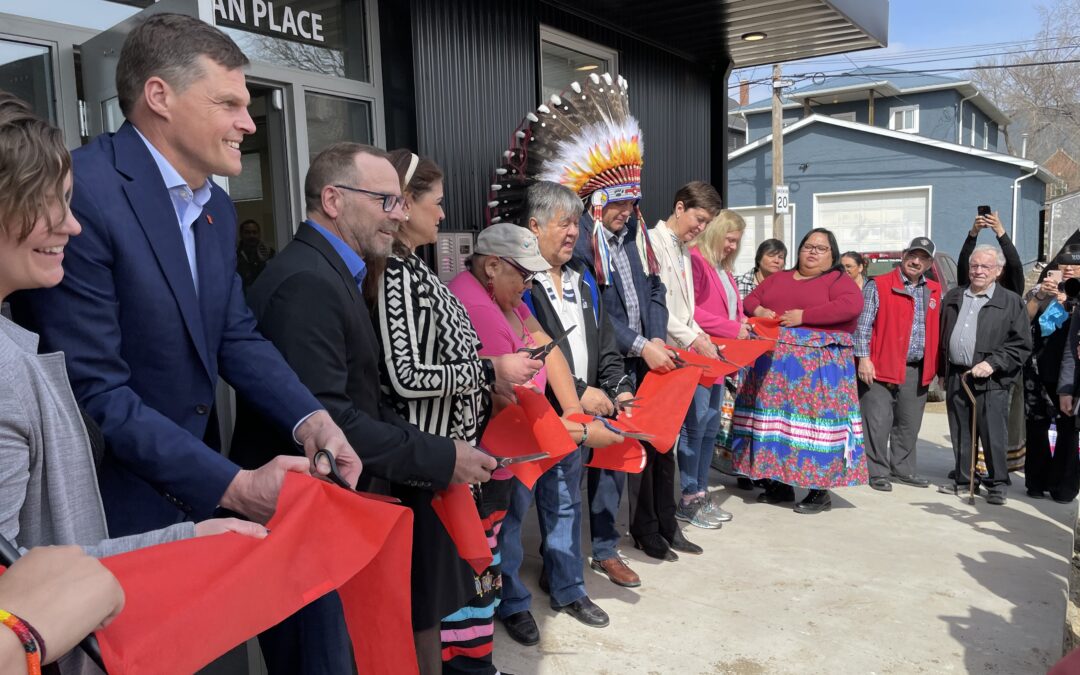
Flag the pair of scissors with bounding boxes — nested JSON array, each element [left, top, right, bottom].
[[613, 396, 642, 414], [519, 324, 577, 361], [592, 416, 655, 441], [314, 449, 401, 503], [478, 448, 550, 468]]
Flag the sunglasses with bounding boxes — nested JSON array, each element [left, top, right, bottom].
[[501, 257, 539, 284]]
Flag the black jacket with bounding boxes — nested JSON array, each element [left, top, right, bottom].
[[526, 259, 634, 413], [938, 283, 1032, 390], [230, 223, 456, 492]]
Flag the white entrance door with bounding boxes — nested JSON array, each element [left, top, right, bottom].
[[728, 205, 795, 275], [814, 186, 931, 253]]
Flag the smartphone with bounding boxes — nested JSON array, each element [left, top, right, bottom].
[[977, 205, 992, 217], [1048, 270, 1063, 285]]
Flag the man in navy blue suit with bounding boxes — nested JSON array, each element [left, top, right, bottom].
[[14, 13, 362, 535], [574, 201, 701, 562]]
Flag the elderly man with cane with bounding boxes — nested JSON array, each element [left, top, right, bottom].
[[938, 245, 1031, 505]]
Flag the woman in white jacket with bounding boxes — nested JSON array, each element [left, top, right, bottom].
[[649, 181, 728, 530]]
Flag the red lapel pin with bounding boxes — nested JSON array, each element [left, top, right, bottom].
[[206, 214, 214, 225]]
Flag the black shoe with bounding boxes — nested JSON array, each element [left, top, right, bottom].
[[1051, 494, 1075, 504], [947, 469, 956, 481], [892, 474, 931, 488], [555, 596, 609, 628], [869, 477, 892, 492], [986, 493, 1007, 506], [538, 569, 550, 595], [666, 528, 703, 555], [1027, 488, 1047, 499], [736, 476, 756, 490], [938, 483, 980, 496], [757, 481, 795, 504], [793, 489, 832, 514], [633, 534, 678, 561], [501, 611, 539, 646]]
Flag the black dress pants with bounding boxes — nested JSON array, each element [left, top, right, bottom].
[[945, 370, 1010, 496], [627, 443, 677, 541]]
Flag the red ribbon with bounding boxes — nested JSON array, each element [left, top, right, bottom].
[[96, 474, 417, 674]]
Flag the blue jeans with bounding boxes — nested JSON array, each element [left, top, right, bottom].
[[587, 466, 625, 561], [498, 450, 586, 615], [678, 383, 723, 495]]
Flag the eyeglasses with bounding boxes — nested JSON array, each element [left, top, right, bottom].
[[501, 257, 538, 284], [801, 244, 831, 255], [969, 263, 1001, 271], [333, 185, 406, 213]]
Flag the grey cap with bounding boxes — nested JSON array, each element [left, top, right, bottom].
[[475, 223, 551, 272], [906, 236, 935, 257]]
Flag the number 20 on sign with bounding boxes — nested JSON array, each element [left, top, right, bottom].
[[774, 185, 789, 215]]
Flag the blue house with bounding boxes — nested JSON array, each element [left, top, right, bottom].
[[727, 68, 1053, 274]]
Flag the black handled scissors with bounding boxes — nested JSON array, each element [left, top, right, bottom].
[[314, 449, 402, 503], [479, 448, 550, 468], [519, 324, 577, 361], [671, 352, 690, 368]]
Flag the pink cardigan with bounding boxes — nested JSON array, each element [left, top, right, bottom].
[[689, 247, 745, 339]]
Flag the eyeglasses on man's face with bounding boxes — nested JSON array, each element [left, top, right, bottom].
[[333, 185, 406, 213], [801, 244, 831, 255], [969, 263, 1001, 271], [501, 257, 538, 284]]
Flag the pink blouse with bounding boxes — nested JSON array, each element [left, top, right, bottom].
[[447, 271, 548, 392]]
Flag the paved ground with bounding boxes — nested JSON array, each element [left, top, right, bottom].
[[494, 410, 1078, 675]]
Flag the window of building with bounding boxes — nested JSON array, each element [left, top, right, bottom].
[[0, 39, 54, 123], [831, 111, 856, 123], [540, 26, 617, 102], [983, 122, 989, 150], [971, 112, 976, 146], [304, 91, 373, 160], [217, 0, 371, 83], [888, 105, 919, 133]]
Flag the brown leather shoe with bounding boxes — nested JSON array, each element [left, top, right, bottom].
[[590, 557, 641, 588]]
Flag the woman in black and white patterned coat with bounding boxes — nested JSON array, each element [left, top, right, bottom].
[[366, 150, 542, 675]]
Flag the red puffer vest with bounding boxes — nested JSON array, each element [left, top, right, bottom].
[[868, 267, 941, 386]]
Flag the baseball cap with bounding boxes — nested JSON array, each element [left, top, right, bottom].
[[1055, 243, 1080, 266], [906, 236, 936, 257], [475, 223, 551, 272]]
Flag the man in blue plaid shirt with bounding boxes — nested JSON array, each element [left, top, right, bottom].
[[854, 237, 942, 492]]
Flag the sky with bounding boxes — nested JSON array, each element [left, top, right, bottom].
[[732, 0, 1049, 106]]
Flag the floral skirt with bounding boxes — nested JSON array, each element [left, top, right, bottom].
[[730, 327, 868, 489]]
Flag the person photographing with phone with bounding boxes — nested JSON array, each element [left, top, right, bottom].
[[957, 204, 1024, 294]]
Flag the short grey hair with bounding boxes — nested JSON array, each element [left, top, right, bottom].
[[524, 181, 584, 229], [969, 244, 1006, 267]]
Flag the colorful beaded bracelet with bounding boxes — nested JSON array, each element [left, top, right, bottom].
[[0, 609, 42, 675]]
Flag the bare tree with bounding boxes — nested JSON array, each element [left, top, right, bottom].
[[972, 0, 1080, 164]]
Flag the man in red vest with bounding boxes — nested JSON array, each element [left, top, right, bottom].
[[854, 237, 942, 492]]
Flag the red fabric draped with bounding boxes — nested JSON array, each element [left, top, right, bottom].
[[670, 347, 738, 387], [431, 484, 492, 575], [565, 413, 647, 473], [747, 316, 783, 340], [709, 337, 777, 367], [478, 386, 577, 489], [619, 367, 699, 452], [96, 474, 417, 674]]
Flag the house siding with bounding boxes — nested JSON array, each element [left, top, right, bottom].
[[727, 122, 1045, 269]]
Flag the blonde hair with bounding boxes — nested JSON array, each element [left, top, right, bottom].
[[691, 209, 745, 271]]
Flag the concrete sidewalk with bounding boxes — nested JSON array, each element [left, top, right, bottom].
[[494, 410, 1078, 674]]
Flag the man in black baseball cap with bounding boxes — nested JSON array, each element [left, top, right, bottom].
[[853, 236, 943, 492]]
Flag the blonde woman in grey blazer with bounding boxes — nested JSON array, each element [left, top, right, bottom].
[[0, 93, 269, 568]]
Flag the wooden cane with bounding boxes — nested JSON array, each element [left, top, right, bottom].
[[960, 370, 978, 505]]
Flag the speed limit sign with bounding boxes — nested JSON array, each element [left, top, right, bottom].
[[775, 185, 789, 215]]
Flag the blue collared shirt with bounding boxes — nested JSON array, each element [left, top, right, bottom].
[[305, 219, 367, 291], [133, 127, 213, 292]]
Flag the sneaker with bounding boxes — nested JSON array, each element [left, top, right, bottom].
[[675, 498, 700, 523], [685, 497, 723, 529], [700, 494, 733, 522]]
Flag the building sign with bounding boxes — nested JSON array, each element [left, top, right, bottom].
[[775, 185, 789, 215], [213, 0, 331, 48]]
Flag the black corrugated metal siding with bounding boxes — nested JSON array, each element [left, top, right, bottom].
[[408, 0, 719, 231], [410, 0, 538, 231], [538, 3, 716, 224]]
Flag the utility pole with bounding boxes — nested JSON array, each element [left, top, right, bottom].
[[771, 64, 785, 242]]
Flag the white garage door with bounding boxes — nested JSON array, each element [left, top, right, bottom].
[[728, 205, 795, 277], [814, 187, 931, 253]]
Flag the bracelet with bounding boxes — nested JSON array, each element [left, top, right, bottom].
[[0, 609, 42, 675], [580, 422, 589, 446]]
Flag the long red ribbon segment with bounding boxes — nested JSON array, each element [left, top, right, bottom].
[[97, 473, 417, 674]]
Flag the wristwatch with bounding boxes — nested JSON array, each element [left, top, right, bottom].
[[481, 359, 497, 387]]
